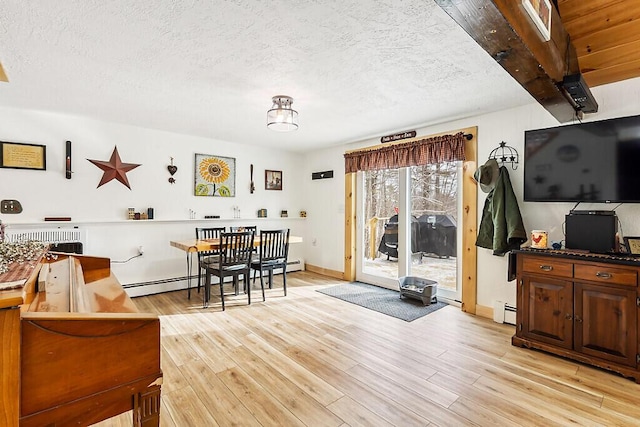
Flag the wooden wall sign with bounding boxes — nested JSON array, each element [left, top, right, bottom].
[[381, 130, 416, 143]]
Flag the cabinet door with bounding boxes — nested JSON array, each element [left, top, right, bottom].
[[574, 282, 637, 366], [522, 276, 573, 349]]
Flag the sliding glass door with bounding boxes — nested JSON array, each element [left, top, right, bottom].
[[357, 168, 401, 287], [356, 161, 462, 302], [408, 161, 461, 301]]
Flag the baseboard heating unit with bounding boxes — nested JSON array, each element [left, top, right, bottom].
[[4, 227, 86, 254], [493, 301, 517, 325]]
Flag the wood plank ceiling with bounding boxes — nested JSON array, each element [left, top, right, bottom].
[[558, 0, 640, 87]]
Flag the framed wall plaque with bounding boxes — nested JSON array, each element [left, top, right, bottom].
[[624, 237, 640, 255], [0, 141, 47, 170]]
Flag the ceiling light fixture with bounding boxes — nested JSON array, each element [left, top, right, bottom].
[[267, 95, 298, 132]]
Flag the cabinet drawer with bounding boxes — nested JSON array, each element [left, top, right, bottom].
[[574, 264, 638, 286], [521, 257, 573, 278]]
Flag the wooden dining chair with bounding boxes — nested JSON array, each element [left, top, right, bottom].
[[250, 229, 290, 296], [230, 226, 258, 262], [203, 231, 257, 310], [195, 227, 225, 294]]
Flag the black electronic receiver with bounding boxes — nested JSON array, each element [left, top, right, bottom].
[[570, 210, 615, 216]]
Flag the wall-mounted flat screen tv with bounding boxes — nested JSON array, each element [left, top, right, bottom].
[[524, 115, 640, 203]]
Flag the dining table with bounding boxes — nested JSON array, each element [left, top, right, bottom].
[[170, 235, 303, 302]]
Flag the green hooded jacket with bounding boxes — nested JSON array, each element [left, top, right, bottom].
[[476, 166, 527, 255]]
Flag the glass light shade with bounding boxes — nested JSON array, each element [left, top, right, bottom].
[[267, 96, 298, 131]]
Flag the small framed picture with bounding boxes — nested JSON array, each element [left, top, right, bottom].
[[624, 237, 640, 255], [265, 170, 282, 191], [522, 0, 552, 41], [0, 141, 47, 170]]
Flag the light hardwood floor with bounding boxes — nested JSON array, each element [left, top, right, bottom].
[[96, 271, 640, 426]]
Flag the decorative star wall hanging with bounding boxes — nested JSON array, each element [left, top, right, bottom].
[[87, 146, 141, 189]]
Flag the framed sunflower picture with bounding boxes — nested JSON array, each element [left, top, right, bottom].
[[194, 154, 236, 197]]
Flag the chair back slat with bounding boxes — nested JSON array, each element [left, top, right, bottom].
[[259, 229, 290, 263], [220, 231, 255, 267], [196, 227, 226, 257]]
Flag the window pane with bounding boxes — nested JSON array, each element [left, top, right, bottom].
[[362, 169, 399, 280], [409, 162, 458, 292]]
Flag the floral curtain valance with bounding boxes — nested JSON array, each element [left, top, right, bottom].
[[344, 132, 467, 173]]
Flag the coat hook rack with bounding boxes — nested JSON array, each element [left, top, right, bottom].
[[488, 141, 519, 170]]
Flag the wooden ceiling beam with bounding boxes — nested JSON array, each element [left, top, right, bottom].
[[435, 0, 582, 123]]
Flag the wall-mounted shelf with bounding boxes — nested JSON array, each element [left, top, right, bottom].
[[2, 217, 307, 227]]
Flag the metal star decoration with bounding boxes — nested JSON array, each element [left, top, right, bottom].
[[87, 146, 141, 189]]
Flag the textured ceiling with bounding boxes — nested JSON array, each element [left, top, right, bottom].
[[0, 1, 533, 152]]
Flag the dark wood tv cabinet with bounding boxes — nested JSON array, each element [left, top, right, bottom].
[[512, 249, 640, 383]]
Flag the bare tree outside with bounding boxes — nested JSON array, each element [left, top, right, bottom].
[[410, 162, 458, 217]]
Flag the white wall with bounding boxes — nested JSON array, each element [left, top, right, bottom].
[[0, 106, 306, 294], [302, 77, 640, 310], [300, 149, 346, 273], [4, 77, 640, 305]]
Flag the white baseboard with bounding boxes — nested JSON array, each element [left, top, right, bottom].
[[125, 258, 304, 297]]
